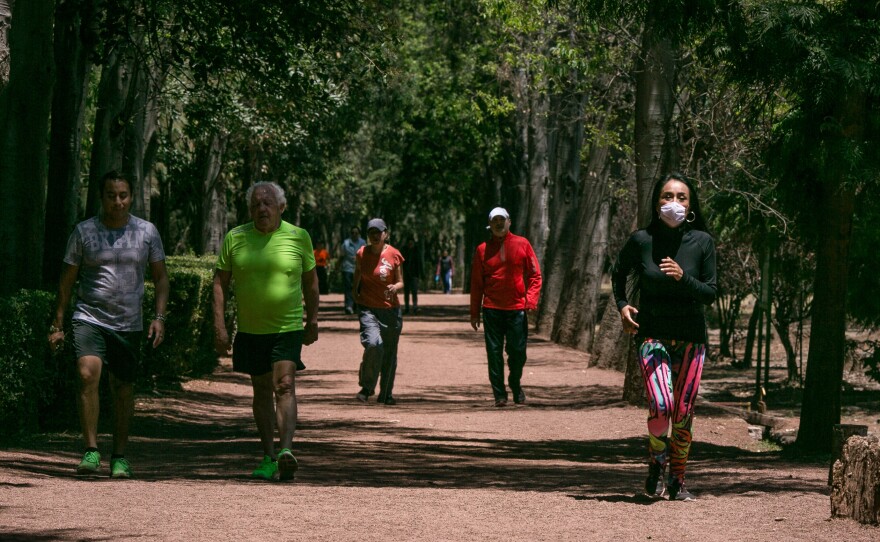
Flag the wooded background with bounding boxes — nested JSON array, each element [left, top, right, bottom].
[[1, 0, 878, 453]]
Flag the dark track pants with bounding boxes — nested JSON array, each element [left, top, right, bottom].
[[482, 308, 527, 402]]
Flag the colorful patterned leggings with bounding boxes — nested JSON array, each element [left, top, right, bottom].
[[638, 338, 706, 483]]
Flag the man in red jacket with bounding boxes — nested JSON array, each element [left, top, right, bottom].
[[470, 207, 542, 407]]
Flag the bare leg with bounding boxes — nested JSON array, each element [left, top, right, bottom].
[[273, 360, 297, 450], [76, 356, 103, 449], [251, 372, 276, 458], [109, 373, 134, 456]]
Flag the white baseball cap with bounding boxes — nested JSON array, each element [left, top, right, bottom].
[[488, 207, 509, 220]]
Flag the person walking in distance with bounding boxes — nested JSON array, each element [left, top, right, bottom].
[[612, 173, 717, 501], [213, 181, 319, 481], [340, 226, 366, 314], [435, 250, 454, 294], [400, 238, 423, 314], [48, 170, 169, 479], [470, 207, 542, 407], [314, 240, 330, 295], [354, 218, 404, 405]]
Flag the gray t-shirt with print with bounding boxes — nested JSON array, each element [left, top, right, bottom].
[[63, 215, 166, 331]]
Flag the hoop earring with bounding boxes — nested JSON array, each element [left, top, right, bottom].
[[686, 212, 696, 223]]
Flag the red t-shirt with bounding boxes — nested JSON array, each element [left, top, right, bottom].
[[314, 248, 329, 267], [470, 232, 542, 319], [356, 244, 404, 309]]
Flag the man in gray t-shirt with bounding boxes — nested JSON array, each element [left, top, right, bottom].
[[48, 171, 169, 479], [63, 214, 166, 331]]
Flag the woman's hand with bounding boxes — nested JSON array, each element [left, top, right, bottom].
[[385, 283, 400, 300], [660, 257, 684, 281], [620, 305, 639, 335]]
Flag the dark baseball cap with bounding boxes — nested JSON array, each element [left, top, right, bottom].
[[366, 218, 387, 231]]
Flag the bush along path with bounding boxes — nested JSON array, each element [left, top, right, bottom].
[[1, 293, 877, 542]]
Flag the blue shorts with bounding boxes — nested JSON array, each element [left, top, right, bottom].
[[72, 320, 142, 383], [232, 330, 304, 376]]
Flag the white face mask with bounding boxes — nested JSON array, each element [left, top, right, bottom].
[[659, 202, 687, 228]]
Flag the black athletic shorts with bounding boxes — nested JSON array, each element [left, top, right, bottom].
[[232, 330, 304, 376], [72, 320, 142, 383]]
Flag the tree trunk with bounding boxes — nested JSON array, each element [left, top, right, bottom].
[[196, 132, 228, 255], [592, 297, 629, 370], [772, 319, 798, 383], [633, 28, 677, 227], [122, 57, 163, 220], [620, 19, 679, 404], [796, 85, 862, 453], [756, 239, 772, 399], [535, 91, 585, 335], [524, 84, 550, 264], [87, 43, 133, 213], [0, 0, 54, 294], [796, 180, 856, 451], [716, 294, 743, 359], [830, 435, 879, 525], [0, 0, 12, 89], [551, 138, 612, 351], [742, 302, 760, 369], [43, 0, 97, 284], [88, 11, 163, 221]]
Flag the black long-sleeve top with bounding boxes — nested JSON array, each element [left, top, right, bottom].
[[612, 224, 717, 344]]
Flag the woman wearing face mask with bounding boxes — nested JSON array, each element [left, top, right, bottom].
[[612, 172, 717, 501]]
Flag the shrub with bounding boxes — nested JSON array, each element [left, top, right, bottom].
[[0, 290, 68, 436], [142, 255, 218, 388], [0, 255, 220, 436]]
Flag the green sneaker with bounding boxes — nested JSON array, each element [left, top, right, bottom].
[[110, 457, 132, 479], [76, 450, 101, 475], [251, 455, 277, 480], [277, 448, 298, 481]]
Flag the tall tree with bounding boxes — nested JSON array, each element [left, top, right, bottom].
[[194, 131, 228, 255], [86, 0, 143, 214], [0, 0, 54, 294], [725, 0, 880, 452], [43, 0, 99, 283], [575, 0, 685, 400]]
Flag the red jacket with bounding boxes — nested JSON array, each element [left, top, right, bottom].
[[470, 232, 542, 319]]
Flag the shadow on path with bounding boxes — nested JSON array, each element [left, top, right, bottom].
[[1, 298, 830, 501]]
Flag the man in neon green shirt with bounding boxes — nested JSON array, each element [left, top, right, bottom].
[[213, 181, 319, 481]]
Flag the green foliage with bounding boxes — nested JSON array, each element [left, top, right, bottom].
[[0, 256, 220, 436], [0, 290, 66, 436], [142, 255, 219, 388], [317, 0, 504, 244], [135, 0, 398, 251]]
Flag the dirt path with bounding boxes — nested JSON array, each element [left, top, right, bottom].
[[1, 293, 877, 541]]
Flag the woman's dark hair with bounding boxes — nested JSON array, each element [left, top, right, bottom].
[[647, 172, 710, 233], [100, 170, 132, 193]]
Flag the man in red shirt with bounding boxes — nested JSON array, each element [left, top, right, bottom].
[[470, 207, 542, 407]]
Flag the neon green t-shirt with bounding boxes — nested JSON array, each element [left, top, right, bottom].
[[216, 220, 316, 334]]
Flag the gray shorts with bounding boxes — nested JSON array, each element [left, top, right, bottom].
[[72, 320, 142, 383]]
